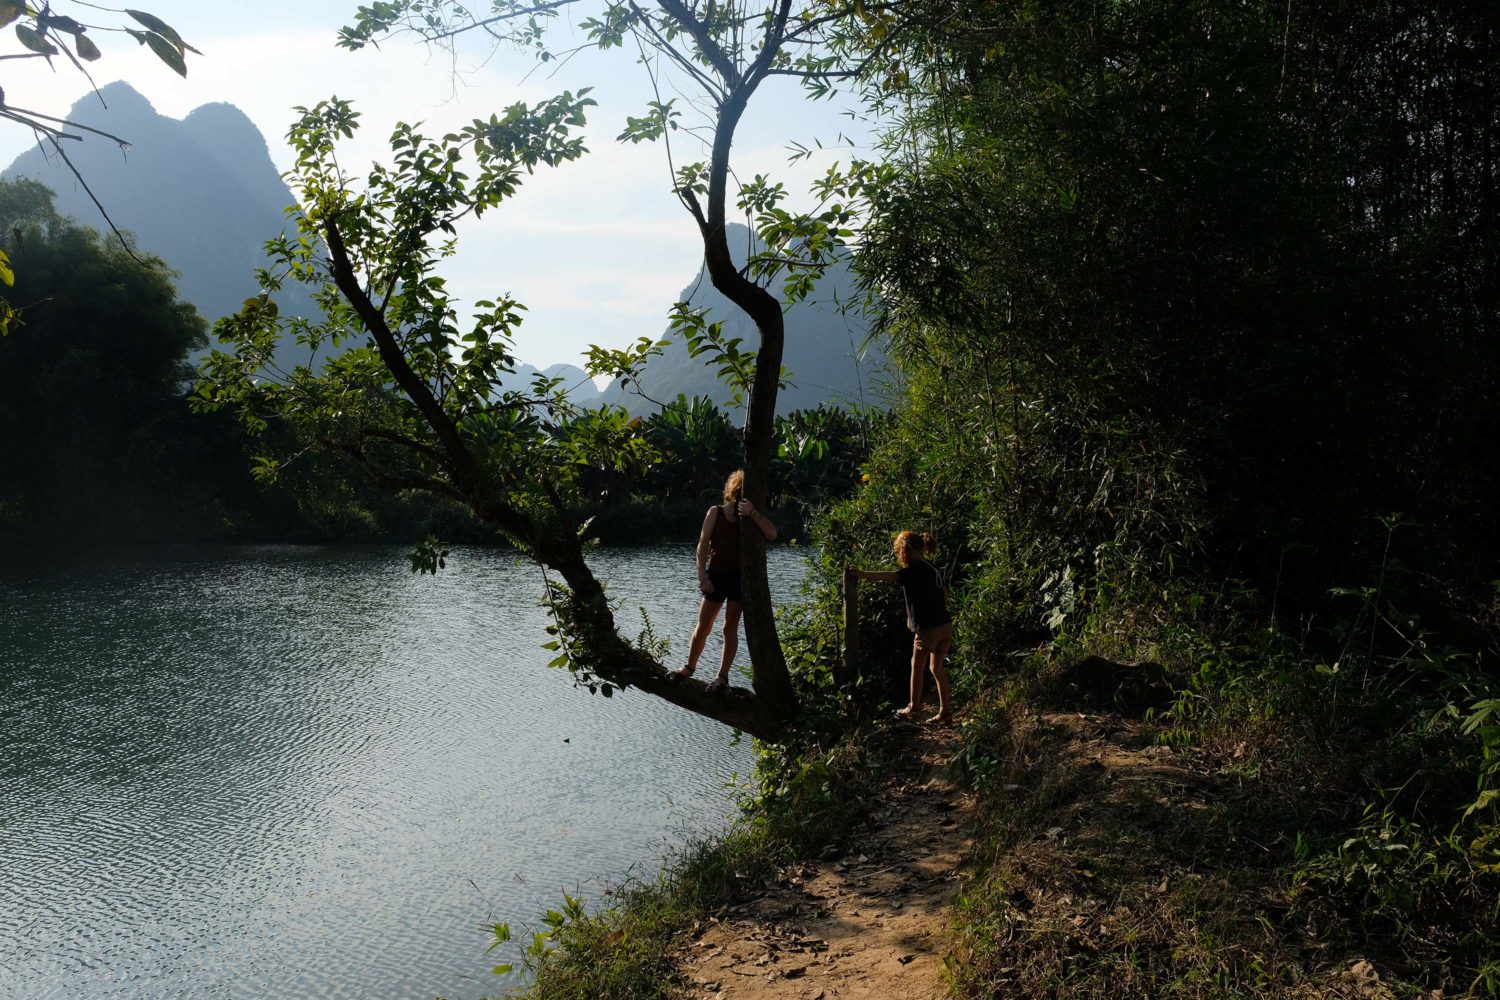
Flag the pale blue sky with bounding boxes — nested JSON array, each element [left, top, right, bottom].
[[6, 1, 872, 369]]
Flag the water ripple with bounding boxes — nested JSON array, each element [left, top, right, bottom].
[[0, 544, 804, 999]]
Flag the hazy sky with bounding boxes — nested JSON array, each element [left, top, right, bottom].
[[4, 1, 871, 369]]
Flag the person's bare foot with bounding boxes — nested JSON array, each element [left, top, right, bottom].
[[706, 675, 728, 693], [925, 712, 953, 726], [667, 665, 695, 683], [894, 704, 918, 721]]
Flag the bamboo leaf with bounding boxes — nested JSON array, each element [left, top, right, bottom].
[[15, 24, 59, 56], [125, 9, 199, 54], [143, 30, 187, 76]]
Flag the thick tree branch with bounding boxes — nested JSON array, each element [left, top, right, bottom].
[[359, 425, 451, 467], [649, 0, 796, 711], [629, 0, 726, 98], [320, 211, 475, 490], [657, 0, 741, 86], [746, 0, 793, 87], [326, 438, 469, 503]]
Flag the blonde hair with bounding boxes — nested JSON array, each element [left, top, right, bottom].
[[722, 469, 745, 504], [893, 530, 935, 567]]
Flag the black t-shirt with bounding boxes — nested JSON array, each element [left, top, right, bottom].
[[895, 558, 950, 632]]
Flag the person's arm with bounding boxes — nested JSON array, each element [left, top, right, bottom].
[[736, 498, 777, 541], [847, 565, 899, 583], [695, 507, 716, 592]]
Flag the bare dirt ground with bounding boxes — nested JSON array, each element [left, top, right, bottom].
[[671, 723, 974, 1000]]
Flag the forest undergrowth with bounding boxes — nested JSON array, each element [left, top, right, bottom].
[[951, 583, 1500, 999]]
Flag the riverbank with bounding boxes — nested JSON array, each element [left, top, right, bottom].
[[508, 633, 1498, 999], [670, 724, 969, 999]]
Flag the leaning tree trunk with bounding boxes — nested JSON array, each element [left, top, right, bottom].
[[524, 508, 791, 741], [680, 15, 799, 715], [321, 208, 794, 742]]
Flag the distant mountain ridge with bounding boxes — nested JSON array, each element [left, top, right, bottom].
[[495, 362, 603, 405], [3, 81, 320, 363], [4, 85, 884, 413]]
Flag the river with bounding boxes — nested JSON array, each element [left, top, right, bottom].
[[0, 544, 808, 999]]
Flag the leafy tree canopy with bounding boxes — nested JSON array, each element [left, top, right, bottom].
[[0, 178, 205, 531], [0, 3, 199, 331]]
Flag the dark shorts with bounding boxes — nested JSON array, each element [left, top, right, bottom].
[[702, 568, 743, 604]]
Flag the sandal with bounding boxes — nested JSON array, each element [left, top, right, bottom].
[[667, 665, 695, 683], [706, 675, 728, 694]]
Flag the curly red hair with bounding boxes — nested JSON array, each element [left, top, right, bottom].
[[722, 469, 745, 504], [893, 530, 936, 567]]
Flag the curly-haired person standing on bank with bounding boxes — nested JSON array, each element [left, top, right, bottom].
[[849, 531, 953, 724], [672, 470, 777, 692]]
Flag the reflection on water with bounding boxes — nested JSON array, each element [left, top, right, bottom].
[[0, 544, 806, 999]]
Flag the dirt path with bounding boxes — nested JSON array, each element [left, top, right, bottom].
[[672, 724, 974, 1000], [669, 658, 1398, 1000]]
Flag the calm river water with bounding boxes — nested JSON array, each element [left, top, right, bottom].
[[0, 544, 807, 999]]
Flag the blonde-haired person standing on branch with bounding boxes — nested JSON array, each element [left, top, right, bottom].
[[849, 531, 954, 724], [672, 470, 777, 692]]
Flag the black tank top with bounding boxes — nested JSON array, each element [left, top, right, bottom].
[[707, 504, 741, 571]]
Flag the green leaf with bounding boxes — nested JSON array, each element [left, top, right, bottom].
[[40, 14, 84, 34], [491, 963, 514, 975], [0, 249, 13, 287], [125, 9, 199, 54], [15, 24, 59, 55], [142, 30, 187, 76], [74, 33, 101, 61], [0, 2, 23, 31], [1464, 788, 1500, 817]]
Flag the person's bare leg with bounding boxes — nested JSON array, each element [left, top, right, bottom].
[[926, 647, 953, 724], [679, 598, 723, 676], [897, 643, 925, 717], [711, 601, 743, 688]]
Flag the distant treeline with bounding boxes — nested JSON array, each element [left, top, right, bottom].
[[559, 394, 885, 542], [0, 178, 877, 548]]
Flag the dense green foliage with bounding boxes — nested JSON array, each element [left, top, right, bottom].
[[0, 179, 468, 544], [854, 0, 1499, 625], [0, 179, 214, 539], [806, 1, 1500, 994], [585, 395, 885, 540]]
